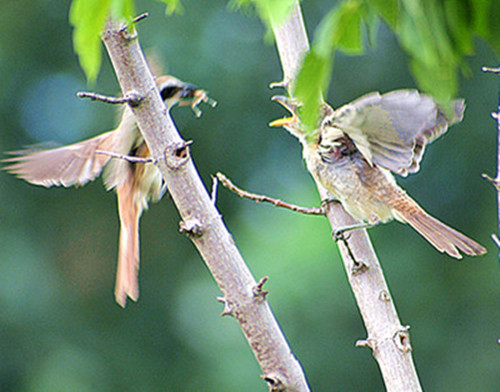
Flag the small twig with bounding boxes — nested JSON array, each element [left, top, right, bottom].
[[211, 175, 219, 204], [482, 66, 500, 73], [96, 150, 155, 164], [482, 173, 500, 191], [253, 276, 269, 299], [491, 234, 500, 248], [77, 91, 143, 106], [216, 172, 325, 216], [132, 12, 149, 24], [119, 13, 149, 34]]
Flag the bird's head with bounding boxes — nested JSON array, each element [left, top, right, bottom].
[[269, 95, 303, 138], [270, 96, 334, 142], [156, 75, 217, 117]]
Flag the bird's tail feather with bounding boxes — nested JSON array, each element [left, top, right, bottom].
[[393, 198, 486, 258], [115, 179, 141, 307]]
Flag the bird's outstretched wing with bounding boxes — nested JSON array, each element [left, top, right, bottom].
[[3, 131, 116, 187], [327, 90, 464, 176]]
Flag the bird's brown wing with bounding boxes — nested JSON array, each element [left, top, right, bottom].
[[2, 131, 117, 187], [330, 90, 464, 176]]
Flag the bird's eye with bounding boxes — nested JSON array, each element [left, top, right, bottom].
[[160, 85, 180, 100]]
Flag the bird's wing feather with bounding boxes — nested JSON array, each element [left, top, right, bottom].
[[2, 131, 117, 187], [331, 90, 464, 176]]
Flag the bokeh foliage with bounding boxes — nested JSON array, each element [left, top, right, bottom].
[[0, 0, 499, 391]]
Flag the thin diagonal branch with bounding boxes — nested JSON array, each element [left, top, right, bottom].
[[216, 172, 324, 216], [101, 17, 310, 392]]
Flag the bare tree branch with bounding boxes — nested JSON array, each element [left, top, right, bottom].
[[217, 172, 325, 216], [100, 17, 310, 392], [269, 2, 423, 391], [77, 90, 143, 106], [482, 66, 500, 258]]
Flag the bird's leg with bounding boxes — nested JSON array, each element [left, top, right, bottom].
[[320, 196, 340, 210], [332, 222, 379, 241], [331, 218, 378, 274]]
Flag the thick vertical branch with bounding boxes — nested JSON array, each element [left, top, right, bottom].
[[272, 4, 310, 91], [271, 2, 423, 391], [482, 66, 500, 259], [101, 19, 310, 392]]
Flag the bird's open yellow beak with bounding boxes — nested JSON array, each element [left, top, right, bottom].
[[269, 96, 298, 127]]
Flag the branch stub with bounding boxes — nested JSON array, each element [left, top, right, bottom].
[[164, 140, 192, 169], [179, 218, 204, 238]]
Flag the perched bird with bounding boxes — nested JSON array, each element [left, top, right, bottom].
[[271, 90, 486, 258], [3, 75, 216, 306]]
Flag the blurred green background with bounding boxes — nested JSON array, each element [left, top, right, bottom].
[[1, 0, 499, 391]]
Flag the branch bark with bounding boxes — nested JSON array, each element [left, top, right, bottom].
[[482, 66, 500, 260], [101, 18, 310, 392], [270, 2, 423, 391]]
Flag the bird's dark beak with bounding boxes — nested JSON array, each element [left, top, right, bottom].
[[269, 95, 299, 127]]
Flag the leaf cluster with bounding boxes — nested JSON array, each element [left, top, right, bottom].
[[284, 0, 498, 135]]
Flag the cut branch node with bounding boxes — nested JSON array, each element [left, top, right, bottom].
[[394, 326, 412, 353], [164, 140, 192, 169], [269, 80, 288, 90], [261, 373, 286, 392], [179, 218, 204, 238], [355, 338, 377, 350], [253, 276, 270, 301], [216, 296, 235, 317], [379, 290, 391, 302]]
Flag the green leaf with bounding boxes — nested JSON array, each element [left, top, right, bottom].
[[363, 6, 380, 49], [410, 58, 457, 102], [366, 0, 399, 27], [444, 0, 473, 56], [155, 0, 184, 15], [315, 0, 365, 56], [398, 1, 439, 67], [229, 0, 297, 33], [483, 0, 500, 55], [293, 50, 333, 136], [471, 0, 491, 38], [111, 0, 136, 22], [69, 0, 112, 84], [396, 0, 465, 101]]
